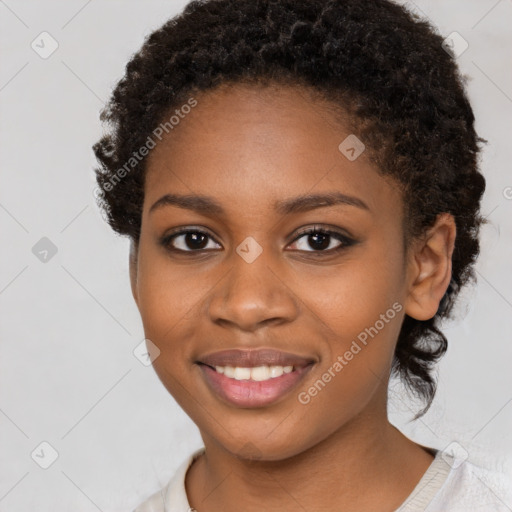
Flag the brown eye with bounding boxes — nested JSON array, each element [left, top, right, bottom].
[[288, 227, 355, 254], [161, 229, 221, 252], [160, 225, 356, 255]]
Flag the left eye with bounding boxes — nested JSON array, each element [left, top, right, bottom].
[[288, 228, 353, 252]]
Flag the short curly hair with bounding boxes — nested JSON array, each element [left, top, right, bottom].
[[93, 0, 487, 417]]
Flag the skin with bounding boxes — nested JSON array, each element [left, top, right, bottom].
[[129, 82, 456, 511]]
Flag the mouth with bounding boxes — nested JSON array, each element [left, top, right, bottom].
[[195, 348, 316, 408]]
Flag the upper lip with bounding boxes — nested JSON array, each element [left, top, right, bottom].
[[197, 349, 316, 368]]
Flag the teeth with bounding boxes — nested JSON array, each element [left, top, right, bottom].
[[234, 367, 251, 380], [251, 365, 271, 381], [213, 365, 294, 381], [269, 366, 284, 378], [223, 366, 236, 378]]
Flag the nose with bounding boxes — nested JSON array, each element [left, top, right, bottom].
[[207, 248, 299, 332]]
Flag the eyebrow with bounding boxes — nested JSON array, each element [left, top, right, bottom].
[[149, 191, 370, 216]]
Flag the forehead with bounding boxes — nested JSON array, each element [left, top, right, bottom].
[[143, 83, 402, 223]]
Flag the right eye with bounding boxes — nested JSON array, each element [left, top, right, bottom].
[[160, 228, 222, 253]]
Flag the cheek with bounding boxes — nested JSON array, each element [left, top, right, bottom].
[[295, 241, 406, 391], [293, 272, 405, 436], [135, 258, 203, 406], [135, 239, 204, 331], [301, 245, 405, 339]]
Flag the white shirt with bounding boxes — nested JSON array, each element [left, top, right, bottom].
[[133, 447, 512, 512]]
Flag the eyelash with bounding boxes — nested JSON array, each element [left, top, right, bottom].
[[159, 225, 356, 256]]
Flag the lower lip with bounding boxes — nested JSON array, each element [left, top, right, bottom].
[[198, 363, 314, 408]]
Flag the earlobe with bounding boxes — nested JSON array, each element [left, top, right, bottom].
[[129, 240, 139, 308], [404, 213, 456, 321]]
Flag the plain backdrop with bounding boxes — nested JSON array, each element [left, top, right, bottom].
[[1, 1, 511, 510]]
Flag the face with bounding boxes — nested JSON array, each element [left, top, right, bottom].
[[131, 83, 414, 460]]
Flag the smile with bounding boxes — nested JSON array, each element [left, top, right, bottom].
[[195, 347, 317, 407], [213, 364, 294, 381], [197, 362, 314, 408]]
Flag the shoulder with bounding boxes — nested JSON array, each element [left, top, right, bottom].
[[426, 452, 512, 512], [132, 447, 205, 512]]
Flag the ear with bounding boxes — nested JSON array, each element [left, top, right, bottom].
[[404, 213, 456, 321], [129, 240, 139, 308]]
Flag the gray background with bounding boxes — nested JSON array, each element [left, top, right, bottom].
[[1, 1, 511, 510]]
